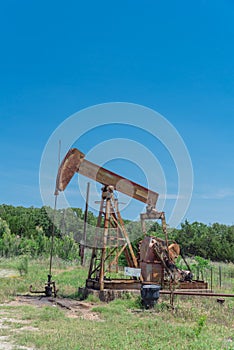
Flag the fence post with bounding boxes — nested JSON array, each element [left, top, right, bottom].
[[210, 267, 213, 292], [196, 267, 199, 280], [219, 265, 222, 288]]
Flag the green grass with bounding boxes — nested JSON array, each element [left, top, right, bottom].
[[0, 258, 233, 350], [1, 298, 233, 350], [0, 257, 87, 301]]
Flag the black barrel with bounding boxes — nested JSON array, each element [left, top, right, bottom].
[[141, 284, 161, 309]]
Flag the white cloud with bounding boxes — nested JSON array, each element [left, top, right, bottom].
[[199, 188, 234, 199]]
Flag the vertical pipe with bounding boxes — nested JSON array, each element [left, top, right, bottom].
[[49, 194, 58, 277], [141, 217, 146, 236], [114, 199, 119, 273], [49, 140, 61, 278], [99, 199, 110, 290], [161, 212, 168, 249], [81, 182, 90, 266]]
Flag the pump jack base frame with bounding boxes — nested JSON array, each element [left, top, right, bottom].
[[80, 279, 208, 303], [85, 278, 208, 291]]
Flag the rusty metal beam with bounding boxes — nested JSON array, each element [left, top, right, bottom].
[[160, 291, 234, 297], [55, 148, 85, 194], [56, 148, 159, 208]]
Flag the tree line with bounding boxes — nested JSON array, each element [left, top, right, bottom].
[[0, 204, 233, 263]]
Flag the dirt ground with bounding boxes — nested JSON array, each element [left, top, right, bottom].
[[0, 295, 101, 350], [4, 295, 101, 320]]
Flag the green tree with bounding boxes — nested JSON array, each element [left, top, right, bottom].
[[0, 217, 11, 238]]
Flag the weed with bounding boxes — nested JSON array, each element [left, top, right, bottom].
[[17, 255, 28, 276], [194, 315, 207, 337], [119, 291, 133, 300], [85, 293, 100, 303], [154, 301, 171, 312]]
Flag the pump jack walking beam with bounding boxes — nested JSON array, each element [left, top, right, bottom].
[[55, 148, 159, 209]]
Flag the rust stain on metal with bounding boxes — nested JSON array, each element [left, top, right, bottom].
[[55, 148, 159, 207], [55, 148, 85, 194]]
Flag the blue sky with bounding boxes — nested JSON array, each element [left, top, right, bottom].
[[0, 0, 234, 226]]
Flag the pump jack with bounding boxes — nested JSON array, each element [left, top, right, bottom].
[[55, 148, 207, 293]]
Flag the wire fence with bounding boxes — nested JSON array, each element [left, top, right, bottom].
[[199, 264, 234, 291]]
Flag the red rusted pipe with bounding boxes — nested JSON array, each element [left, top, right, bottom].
[[160, 291, 234, 297]]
